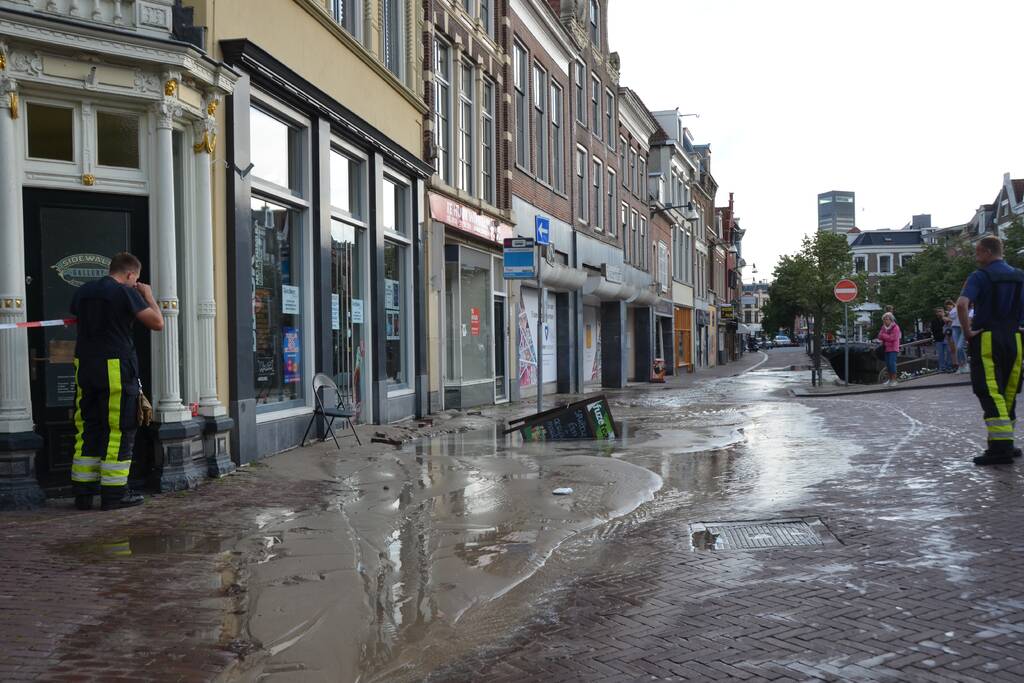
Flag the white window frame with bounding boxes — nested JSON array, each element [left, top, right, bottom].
[[853, 255, 867, 273], [382, 168, 416, 396], [513, 40, 528, 169], [575, 61, 587, 126], [457, 59, 475, 194], [590, 75, 601, 138], [592, 157, 603, 231], [481, 77, 496, 204], [607, 169, 616, 237], [250, 91, 315, 420], [381, 0, 405, 81], [433, 39, 452, 184], [551, 81, 564, 193], [605, 88, 614, 147], [533, 63, 548, 184], [878, 254, 892, 274]]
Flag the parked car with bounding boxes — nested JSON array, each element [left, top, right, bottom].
[[773, 334, 793, 347]]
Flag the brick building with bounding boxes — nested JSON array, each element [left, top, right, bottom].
[[424, 0, 516, 410]]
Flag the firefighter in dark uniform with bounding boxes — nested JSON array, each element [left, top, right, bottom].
[[957, 235, 1024, 466], [70, 252, 164, 510]]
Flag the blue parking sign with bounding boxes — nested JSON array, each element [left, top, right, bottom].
[[535, 215, 551, 245]]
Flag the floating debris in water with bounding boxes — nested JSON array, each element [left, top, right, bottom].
[[552, 487, 574, 495]]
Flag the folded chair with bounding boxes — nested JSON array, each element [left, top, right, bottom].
[[301, 373, 362, 448]]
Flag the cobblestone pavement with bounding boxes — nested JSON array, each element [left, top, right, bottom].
[[425, 349, 1024, 682]]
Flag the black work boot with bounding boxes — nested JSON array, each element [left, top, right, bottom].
[[100, 491, 145, 511], [74, 495, 94, 511], [974, 446, 1015, 466]]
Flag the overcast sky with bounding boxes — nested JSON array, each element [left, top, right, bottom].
[[608, 0, 1024, 282]]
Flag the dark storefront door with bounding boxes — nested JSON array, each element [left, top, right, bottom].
[[494, 298, 506, 401], [23, 189, 152, 491]]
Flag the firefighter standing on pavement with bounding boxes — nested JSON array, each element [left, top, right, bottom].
[[957, 235, 1024, 466], [70, 252, 164, 510]]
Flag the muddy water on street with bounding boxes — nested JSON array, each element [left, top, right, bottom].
[[228, 364, 862, 682]]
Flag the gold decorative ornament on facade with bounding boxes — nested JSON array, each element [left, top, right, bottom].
[[0, 53, 6, 70], [8, 92, 17, 119], [81, 173, 95, 186], [164, 79, 177, 96], [206, 99, 218, 116], [193, 131, 216, 155]]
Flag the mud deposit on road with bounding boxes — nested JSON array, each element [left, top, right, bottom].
[[226, 361, 857, 682]]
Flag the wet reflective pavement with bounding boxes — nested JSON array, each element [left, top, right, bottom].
[[3, 347, 1023, 682]]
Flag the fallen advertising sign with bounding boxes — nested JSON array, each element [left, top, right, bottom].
[[505, 395, 618, 441]]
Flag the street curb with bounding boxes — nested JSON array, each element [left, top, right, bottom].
[[791, 378, 970, 398]]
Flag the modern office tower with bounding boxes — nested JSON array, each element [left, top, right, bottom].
[[818, 190, 856, 233]]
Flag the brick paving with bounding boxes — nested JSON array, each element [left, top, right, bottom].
[[0, 464, 324, 682], [4, 348, 1023, 682], [426, 350, 1024, 682]]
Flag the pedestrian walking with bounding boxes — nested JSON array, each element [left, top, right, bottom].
[[931, 307, 950, 372], [876, 312, 902, 386], [958, 235, 1024, 466], [70, 252, 164, 510], [947, 297, 969, 372]]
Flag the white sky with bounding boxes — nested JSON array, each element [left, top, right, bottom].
[[608, 0, 1024, 281]]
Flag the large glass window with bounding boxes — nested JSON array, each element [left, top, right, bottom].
[[97, 111, 140, 169], [458, 61, 475, 194], [480, 0, 494, 37], [591, 76, 601, 137], [330, 219, 367, 421], [630, 210, 638, 265], [513, 42, 528, 168], [250, 106, 302, 193], [629, 148, 637, 194], [551, 82, 564, 193], [640, 217, 648, 269], [329, 148, 365, 218], [27, 102, 74, 162], [384, 240, 408, 386], [592, 158, 603, 231], [433, 40, 452, 183], [533, 64, 548, 184], [251, 197, 305, 407], [383, 177, 412, 387], [482, 79, 496, 204], [589, 0, 600, 46], [446, 248, 493, 383]]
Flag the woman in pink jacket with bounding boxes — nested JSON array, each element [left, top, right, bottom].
[[875, 312, 902, 386]]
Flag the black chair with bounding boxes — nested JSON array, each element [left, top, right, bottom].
[[301, 373, 362, 448]]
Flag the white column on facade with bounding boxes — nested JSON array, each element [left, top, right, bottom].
[[0, 73, 32, 434], [153, 98, 189, 421], [192, 111, 225, 417]]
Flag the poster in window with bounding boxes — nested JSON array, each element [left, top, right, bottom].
[[331, 294, 341, 331], [386, 311, 401, 341], [351, 298, 364, 323], [282, 284, 300, 315], [385, 279, 400, 310], [470, 307, 481, 336], [283, 326, 301, 384]]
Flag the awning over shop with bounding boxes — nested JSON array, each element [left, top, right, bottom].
[[583, 273, 637, 301], [539, 260, 587, 292], [737, 323, 753, 334], [627, 286, 659, 306]]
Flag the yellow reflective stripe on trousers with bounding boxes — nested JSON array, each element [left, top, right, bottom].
[[1005, 333, 1023, 413], [105, 358, 122, 462], [72, 358, 85, 463], [981, 332, 1011, 422]]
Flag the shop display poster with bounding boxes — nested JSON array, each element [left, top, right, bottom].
[[282, 284, 300, 315], [283, 326, 301, 384]]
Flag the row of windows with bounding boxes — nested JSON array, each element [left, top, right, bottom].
[[434, 39, 497, 204], [853, 254, 913, 274], [616, 136, 648, 200], [458, 0, 497, 39], [513, 41, 566, 193], [331, 0, 404, 80], [573, 61, 615, 149]]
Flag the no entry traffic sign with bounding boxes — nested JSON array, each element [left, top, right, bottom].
[[834, 279, 858, 303]]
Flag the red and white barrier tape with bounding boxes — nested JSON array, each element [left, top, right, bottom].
[[0, 317, 77, 331]]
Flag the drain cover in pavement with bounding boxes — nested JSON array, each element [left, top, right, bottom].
[[689, 517, 837, 551]]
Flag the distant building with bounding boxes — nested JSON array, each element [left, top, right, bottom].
[[818, 190, 856, 233], [850, 230, 925, 276], [740, 282, 769, 334]]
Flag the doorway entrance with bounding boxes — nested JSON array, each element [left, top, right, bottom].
[[23, 189, 151, 491]]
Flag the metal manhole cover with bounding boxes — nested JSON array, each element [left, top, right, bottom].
[[689, 517, 838, 551]]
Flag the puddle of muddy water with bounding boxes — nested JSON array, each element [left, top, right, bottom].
[[233, 366, 861, 682], [64, 532, 234, 559]]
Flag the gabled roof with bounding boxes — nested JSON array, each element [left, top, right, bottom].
[[850, 230, 923, 247]]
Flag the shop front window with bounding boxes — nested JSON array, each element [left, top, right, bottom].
[[445, 247, 493, 384], [384, 240, 408, 386], [331, 219, 367, 421], [251, 197, 305, 408]]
